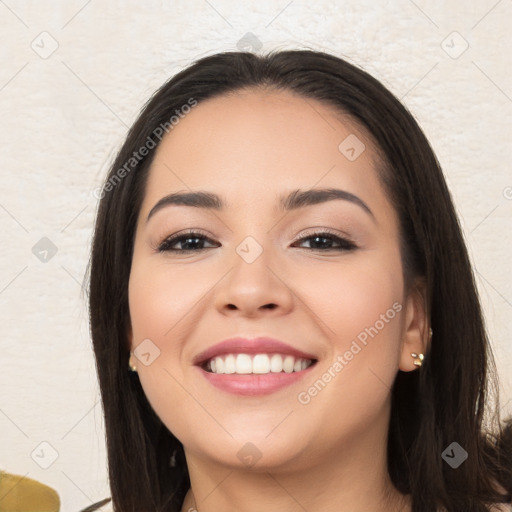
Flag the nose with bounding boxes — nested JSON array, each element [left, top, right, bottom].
[[213, 245, 294, 318]]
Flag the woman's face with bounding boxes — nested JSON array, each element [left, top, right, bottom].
[[128, 89, 424, 471]]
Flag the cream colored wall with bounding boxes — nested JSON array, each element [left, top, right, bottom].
[[0, 1, 510, 509]]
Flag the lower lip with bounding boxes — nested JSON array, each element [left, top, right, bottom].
[[197, 364, 316, 396]]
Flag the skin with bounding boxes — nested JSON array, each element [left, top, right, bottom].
[[127, 89, 429, 512]]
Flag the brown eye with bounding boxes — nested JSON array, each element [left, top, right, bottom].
[[292, 230, 357, 252], [157, 230, 218, 253]]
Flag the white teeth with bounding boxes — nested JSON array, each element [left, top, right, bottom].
[[207, 353, 313, 375], [224, 354, 236, 374], [283, 355, 295, 373], [270, 354, 283, 372], [252, 354, 270, 374], [236, 354, 252, 374]]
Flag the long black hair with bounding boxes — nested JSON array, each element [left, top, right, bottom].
[[85, 50, 512, 511]]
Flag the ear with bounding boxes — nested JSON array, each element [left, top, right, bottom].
[[399, 277, 430, 372]]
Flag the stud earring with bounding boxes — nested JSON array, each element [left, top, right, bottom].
[[411, 352, 424, 367], [429, 327, 433, 339], [128, 355, 137, 372]]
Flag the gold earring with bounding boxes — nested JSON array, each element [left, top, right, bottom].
[[411, 352, 424, 367], [429, 327, 433, 339], [128, 355, 137, 372]]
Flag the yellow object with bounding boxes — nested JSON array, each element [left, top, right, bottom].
[[0, 471, 60, 512]]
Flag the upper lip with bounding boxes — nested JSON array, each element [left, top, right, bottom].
[[193, 337, 318, 366]]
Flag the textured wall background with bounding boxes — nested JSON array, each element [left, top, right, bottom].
[[0, 1, 510, 509]]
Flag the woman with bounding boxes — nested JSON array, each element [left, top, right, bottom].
[[84, 50, 512, 511]]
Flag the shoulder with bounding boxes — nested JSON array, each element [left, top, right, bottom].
[[437, 501, 511, 512], [489, 478, 512, 511], [488, 503, 512, 512], [96, 503, 114, 512], [79, 499, 113, 512], [95, 504, 113, 512]]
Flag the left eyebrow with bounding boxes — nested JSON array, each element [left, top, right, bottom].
[[279, 188, 374, 220], [146, 187, 375, 223]]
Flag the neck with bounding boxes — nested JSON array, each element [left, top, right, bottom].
[[179, 413, 410, 512]]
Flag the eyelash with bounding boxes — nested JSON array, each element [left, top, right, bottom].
[[156, 228, 358, 254]]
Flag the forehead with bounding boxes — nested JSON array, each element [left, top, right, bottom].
[[141, 89, 388, 215]]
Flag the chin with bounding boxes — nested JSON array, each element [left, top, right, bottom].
[[179, 426, 311, 471]]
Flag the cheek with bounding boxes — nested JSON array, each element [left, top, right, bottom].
[[289, 263, 404, 452], [128, 260, 206, 347], [303, 255, 403, 341], [297, 253, 404, 403], [128, 262, 203, 437]]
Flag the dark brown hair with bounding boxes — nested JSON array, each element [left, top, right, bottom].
[[85, 50, 512, 511]]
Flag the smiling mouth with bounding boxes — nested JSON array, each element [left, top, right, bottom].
[[202, 353, 317, 375]]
